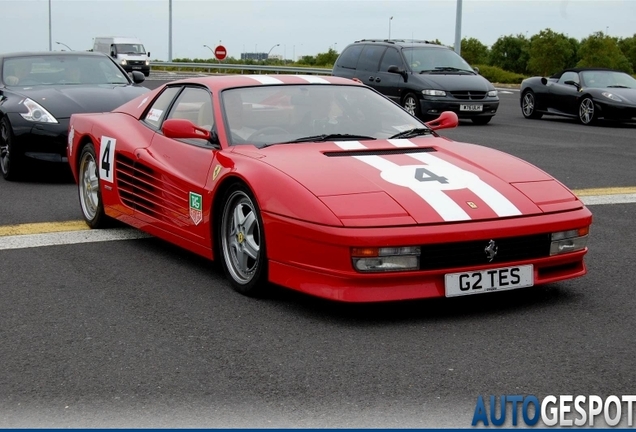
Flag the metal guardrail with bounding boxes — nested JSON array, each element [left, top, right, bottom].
[[150, 61, 333, 75]]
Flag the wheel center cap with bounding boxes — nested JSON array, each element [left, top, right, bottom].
[[237, 232, 244, 244]]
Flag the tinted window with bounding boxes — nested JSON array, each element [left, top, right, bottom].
[[379, 48, 404, 71], [166, 87, 214, 131], [143, 86, 181, 129], [356, 45, 387, 72], [402, 47, 473, 73], [558, 71, 579, 85], [2, 55, 130, 86], [336, 45, 364, 69]]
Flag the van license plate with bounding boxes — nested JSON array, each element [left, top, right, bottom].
[[132, 66, 142, 70], [445, 265, 533, 297], [460, 104, 483, 111]]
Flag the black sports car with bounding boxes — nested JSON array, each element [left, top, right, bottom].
[[520, 67, 636, 125], [0, 51, 150, 180]]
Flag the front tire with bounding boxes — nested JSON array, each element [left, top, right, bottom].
[[0, 117, 24, 181], [402, 93, 422, 118], [219, 183, 268, 296], [78, 143, 110, 228], [521, 90, 543, 119], [578, 97, 598, 125]]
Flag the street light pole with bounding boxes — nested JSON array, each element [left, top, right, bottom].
[[388, 16, 393, 40], [55, 41, 73, 51], [454, 0, 463, 55], [48, 0, 52, 51], [266, 43, 280, 62], [168, 0, 173, 61]]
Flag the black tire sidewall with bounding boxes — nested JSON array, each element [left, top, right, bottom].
[[0, 117, 22, 181], [78, 143, 108, 228]]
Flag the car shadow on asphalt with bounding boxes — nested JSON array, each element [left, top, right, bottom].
[[14, 161, 75, 184]]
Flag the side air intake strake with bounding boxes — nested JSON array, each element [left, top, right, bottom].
[[115, 154, 191, 225]]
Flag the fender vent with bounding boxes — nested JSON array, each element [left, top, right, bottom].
[[115, 153, 190, 224]]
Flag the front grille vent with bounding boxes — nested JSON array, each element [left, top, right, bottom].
[[420, 234, 551, 270]]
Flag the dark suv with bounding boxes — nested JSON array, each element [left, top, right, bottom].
[[333, 39, 499, 124]]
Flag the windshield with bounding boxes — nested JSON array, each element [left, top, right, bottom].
[[221, 84, 427, 147], [2, 55, 131, 86], [403, 47, 474, 74], [115, 44, 146, 54], [580, 70, 636, 89]]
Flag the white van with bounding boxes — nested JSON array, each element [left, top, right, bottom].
[[93, 37, 150, 76]]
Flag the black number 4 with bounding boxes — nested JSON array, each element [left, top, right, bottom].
[[414, 167, 448, 184], [101, 141, 111, 177]]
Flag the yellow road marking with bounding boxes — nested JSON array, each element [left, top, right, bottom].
[[571, 187, 636, 197], [0, 220, 89, 237]]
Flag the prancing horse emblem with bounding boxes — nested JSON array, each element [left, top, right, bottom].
[[484, 240, 498, 262]]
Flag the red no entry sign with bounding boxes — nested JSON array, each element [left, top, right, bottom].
[[215, 45, 227, 61]]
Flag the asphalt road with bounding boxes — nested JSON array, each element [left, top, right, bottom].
[[1, 81, 635, 427]]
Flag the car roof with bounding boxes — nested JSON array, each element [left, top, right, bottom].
[[163, 74, 364, 92], [552, 67, 621, 78], [0, 51, 107, 60], [352, 39, 449, 49]]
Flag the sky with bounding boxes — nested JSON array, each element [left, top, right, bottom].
[[0, 0, 635, 61]]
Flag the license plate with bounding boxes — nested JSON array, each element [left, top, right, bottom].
[[460, 104, 483, 112], [132, 66, 142, 69], [445, 265, 533, 297]]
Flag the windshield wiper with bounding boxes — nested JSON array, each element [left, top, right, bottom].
[[607, 85, 631, 88], [434, 66, 474, 74], [273, 133, 377, 146], [388, 128, 433, 139]]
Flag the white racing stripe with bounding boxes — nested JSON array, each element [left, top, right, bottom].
[[247, 76, 284, 85], [296, 75, 331, 84], [335, 142, 471, 220], [0, 228, 151, 251]]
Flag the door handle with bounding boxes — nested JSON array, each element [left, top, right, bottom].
[[368, 76, 375, 82], [375, 77, 381, 82]]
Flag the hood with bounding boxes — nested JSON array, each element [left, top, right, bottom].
[[413, 72, 494, 92], [237, 138, 581, 227], [589, 87, 636, 104], [15, 84, 149, 118]]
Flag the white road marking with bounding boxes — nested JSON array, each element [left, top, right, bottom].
[[0, 229, 151, 251], [580, 193, 636, 206]]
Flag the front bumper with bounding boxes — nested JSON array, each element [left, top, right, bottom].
[[596, 101, 636, 121], [264, 207, 592, 302], [122, 64, 150, 75], [420, 97, 500, 119], [8, 113, 69, 163]]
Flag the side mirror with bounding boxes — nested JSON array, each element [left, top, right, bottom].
[[110, 51, 116, 58], [564, 80, 581, 90], [147, 52, 151, 57], [162, 119, 211, 141], [424, 111, 459, 131], [473, 66, 480, 74], [387, 65, 408, 81], [131, 71, 145, 84]]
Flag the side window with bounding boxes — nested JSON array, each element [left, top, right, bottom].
[[379, 48, 404, 71], [356, 45, 387, 72], [143, 86, 181, 129], [336, 45, 364, 69], [558, 71, 579, 85], [166, 87, 214, 131]]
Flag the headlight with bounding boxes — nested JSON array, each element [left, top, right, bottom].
[[352, 246, 420, 272], [550, 227, 589, 255], [121, 59, 127, 65], [487, 90, 498, 97], [20, 98, 58, 123], [422, 89, 446, 97], [145, 59, 150, 65], [602, 92, 622, 102]]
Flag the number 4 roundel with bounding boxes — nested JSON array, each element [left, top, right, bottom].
[[99, 136, 117, 183]]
